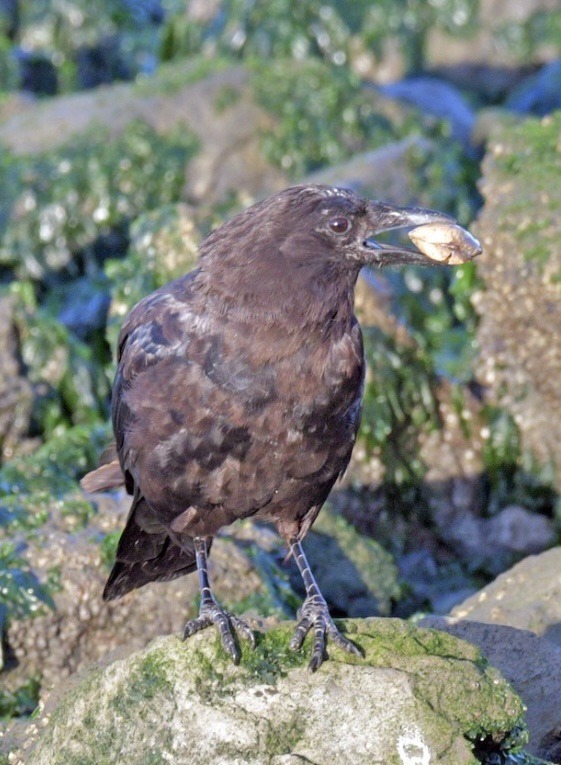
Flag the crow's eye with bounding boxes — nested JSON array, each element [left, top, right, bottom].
[[329, 216, 350, 234]]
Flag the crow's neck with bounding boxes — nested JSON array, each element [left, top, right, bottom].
[[199, 259, 360, 341]]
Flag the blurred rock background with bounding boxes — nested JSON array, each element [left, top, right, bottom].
[[1, 0, 561, 762]]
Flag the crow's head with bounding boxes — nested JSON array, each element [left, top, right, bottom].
[[200, 185, 479, 282], [271, 184, 471, 269]]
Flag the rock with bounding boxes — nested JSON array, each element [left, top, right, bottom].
[[3, 490, 183, 690], [474, 112, 561, 485], [428, 497, 554, 575], [12, 302, 110, 434], [0, 61, 285, 206], [396, 548, 478, 616], [13, 620, 524, 765], [485, 504, 554, 553], [0, 118, 199, 283], [420, 616, 561, 762], [308, 136, 434, 205], [426, 0, 558, 69], [7, 0, 164, 92], [506, 59, 561, 115], [75, 36, 133, 90], [431, 63, 538, 104], [419, 381, 486, 483], [55, 276, 111, 339], [451, 547, 561, 649], [306, 134, 467, 214], [378, 77, 476, 151], [0, 295, 34, 462], [471, 107, 525, 148], [0, 92, 36, 125], [17, 51, 58, 96]]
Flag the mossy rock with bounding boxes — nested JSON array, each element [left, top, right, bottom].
[[19, 619, 525, 765], [302, 509, 400, 617], [0, 119, 198, 283], [475, 112, 561, 487]]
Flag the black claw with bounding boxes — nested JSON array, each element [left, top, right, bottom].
[[308, 650, 324, 673], [222, 632, 241, 665], [289, 617, 311, 652], [290, 595, 362, 671], [183, 600, 255, 664], [183, 615, 212, 639], [231, 615, 257, 650], [309, 629, 327, 672]]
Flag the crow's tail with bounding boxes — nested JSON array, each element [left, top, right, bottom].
[[103, 493, 201, 601]]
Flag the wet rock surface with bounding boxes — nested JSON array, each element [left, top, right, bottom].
[[421, 616, 561, 763]]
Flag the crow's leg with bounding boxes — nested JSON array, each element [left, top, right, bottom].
[[289, 539, 363, 671], [183, 537, 255, 664]]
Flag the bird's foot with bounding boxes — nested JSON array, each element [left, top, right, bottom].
[[183, 598, 256, 665], [290, 593, 363, 672]]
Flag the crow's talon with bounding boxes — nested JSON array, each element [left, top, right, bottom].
[[289, 617, 311, 652], [290, 594, 362, 671], [183, 600, 254, 665], [183, 615, 213, 639], [230, 614, 257, 650]]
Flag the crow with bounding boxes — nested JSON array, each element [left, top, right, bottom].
[[82, 184, 475, 670]]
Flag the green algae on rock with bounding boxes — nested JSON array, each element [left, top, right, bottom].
[[0, 423, 106, 637], [158, 0, 478, 76], [360, 326, 441, 486], [0, 120, 198, 283], [18, 619, 525, 765], [0, 542, 54, 634], [2, 0, 163, 93], [250, 57, 421, 178], [13, 299, 110, 440], [0, 424, 109, 538], [104, 203, 201, 355]]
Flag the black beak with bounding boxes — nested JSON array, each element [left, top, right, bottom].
[[363, 202, 456, 266]]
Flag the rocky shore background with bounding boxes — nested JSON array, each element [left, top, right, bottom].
[[1, 1, 561, 763]]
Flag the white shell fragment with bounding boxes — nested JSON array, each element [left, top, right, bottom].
[[408, 223, 482, 265]]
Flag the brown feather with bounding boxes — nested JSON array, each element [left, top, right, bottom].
[[80, 460, 124, 493]]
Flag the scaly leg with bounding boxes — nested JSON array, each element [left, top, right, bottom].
[[183, 537, 255, 664], [290, 539, 363, 671]]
